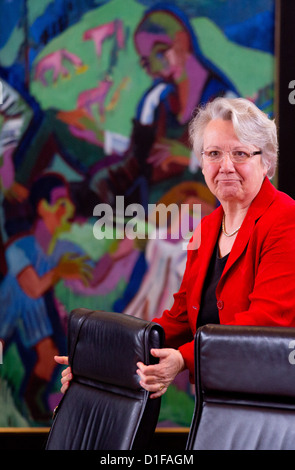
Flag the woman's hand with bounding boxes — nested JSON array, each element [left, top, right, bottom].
[[54, 356, 72, 394], [136, 348, 185, 399], [54, 348, 186, 397]]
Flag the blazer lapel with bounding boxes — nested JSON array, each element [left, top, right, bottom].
[[220, 177, 276, 281]]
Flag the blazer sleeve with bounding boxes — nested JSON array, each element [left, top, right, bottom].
[[152, 245, 197, 380], [153, 294, 196, 380]]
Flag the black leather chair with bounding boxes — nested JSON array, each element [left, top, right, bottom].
[[46, 308, 164, 450], [186, 324, 295, 450]]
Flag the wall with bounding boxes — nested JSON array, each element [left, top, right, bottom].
[[0, 0, 275, 427]]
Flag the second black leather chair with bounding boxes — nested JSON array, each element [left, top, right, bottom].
[[186, 324, 295, 450]]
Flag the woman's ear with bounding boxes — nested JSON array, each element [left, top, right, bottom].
[[262, 159, 271, 178]]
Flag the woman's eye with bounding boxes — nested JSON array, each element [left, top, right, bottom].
[[209, 150, 220, 157], [233, 151, 248, 158]]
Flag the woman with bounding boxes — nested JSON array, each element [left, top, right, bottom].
[[57, 97, 295, 399]]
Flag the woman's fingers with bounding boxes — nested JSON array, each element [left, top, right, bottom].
[[136, 348, 185, 399], [149, 384, 168, 399], [60, 367, 73, 394], [136, 362, 168, 398], [54, 356, 72, 393], [54, 355, 69, 366]]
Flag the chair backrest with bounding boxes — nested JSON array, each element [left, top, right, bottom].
[[46, 308, 164, 450], [186, 324, 295, 450]]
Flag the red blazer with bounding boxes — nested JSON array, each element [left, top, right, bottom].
[[154, 178, 295, 380]]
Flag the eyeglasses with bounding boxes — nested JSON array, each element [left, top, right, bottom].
[[201, 149, 262, 164]]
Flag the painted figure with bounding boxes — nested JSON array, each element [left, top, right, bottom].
[[0, 173, 92, 421]]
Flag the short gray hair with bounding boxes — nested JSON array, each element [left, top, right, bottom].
[[189, 97, 278, 179]]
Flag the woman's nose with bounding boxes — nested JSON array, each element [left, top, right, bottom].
[[219, 152, 235, 171]]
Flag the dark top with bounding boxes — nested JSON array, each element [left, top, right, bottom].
[[197, 244, 229, 328]]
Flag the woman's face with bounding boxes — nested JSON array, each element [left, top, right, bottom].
[[201, 119, 267, 208]]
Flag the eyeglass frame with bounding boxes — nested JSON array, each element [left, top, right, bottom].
[[201, 149, 262, 164]]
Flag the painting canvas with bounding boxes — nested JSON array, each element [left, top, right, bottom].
[[0, 0, 275, 427]]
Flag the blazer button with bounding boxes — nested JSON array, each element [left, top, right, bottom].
[[217, 300, 224, 310]]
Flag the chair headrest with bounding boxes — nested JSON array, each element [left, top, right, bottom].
[[196, 324, 295, 399], [68, 309, 164, 391]]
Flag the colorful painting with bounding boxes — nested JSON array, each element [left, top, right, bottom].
[[0, 0, 275, 427]]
